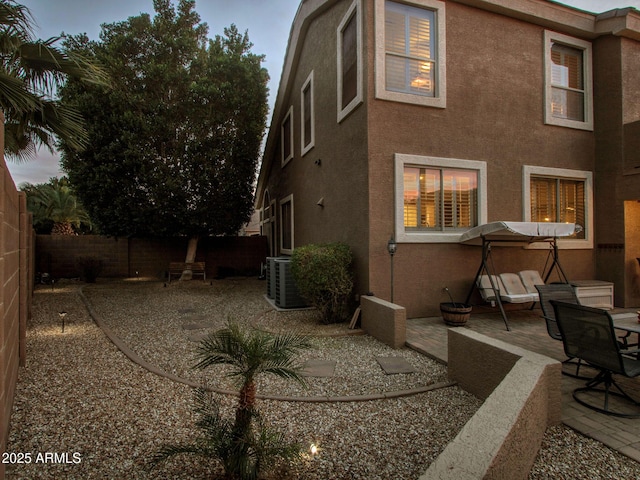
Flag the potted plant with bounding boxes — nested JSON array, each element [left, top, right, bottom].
[[440, 287, 472, 326]]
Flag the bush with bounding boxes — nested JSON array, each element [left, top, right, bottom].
[[76, 255, 103, 283], [291, 243, 353, 324]]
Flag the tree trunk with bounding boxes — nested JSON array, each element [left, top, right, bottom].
[[180, 235, 199, 281]]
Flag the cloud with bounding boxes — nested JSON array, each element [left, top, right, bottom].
[[5, 151, 63, 187]]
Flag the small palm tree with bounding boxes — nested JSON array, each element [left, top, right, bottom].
[[0, 0, 108, 160], [24, 177, 91, 234], [151, 323, 312, 479]]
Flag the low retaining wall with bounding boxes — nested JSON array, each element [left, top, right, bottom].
[[421, 329, 561, 480], [360, 295, 405, 348]]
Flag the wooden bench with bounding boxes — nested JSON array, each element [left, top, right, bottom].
[[168, 262, 206, 282]]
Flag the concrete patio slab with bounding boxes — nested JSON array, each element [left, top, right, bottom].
[[188, 332, 210, 343], [302, 359, 336, 377], [181, 323, 209, 330], [406, 308, 640, 465], [376, 356, 416, 374]]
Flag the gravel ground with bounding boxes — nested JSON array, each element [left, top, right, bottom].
[[7, 277, 640, 479], [6, 278, 478, 479]]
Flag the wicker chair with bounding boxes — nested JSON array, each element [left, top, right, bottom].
[[552, 300, 640, 418]]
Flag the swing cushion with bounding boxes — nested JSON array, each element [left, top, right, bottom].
[[499, 273, 538, 303], [518, 270, 545, 295], [477, 275, 503, 302]]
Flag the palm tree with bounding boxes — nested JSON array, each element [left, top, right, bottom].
[[0, 0, 108, 160], [24, 177, 91, 234], [152, 323, 312, 479]]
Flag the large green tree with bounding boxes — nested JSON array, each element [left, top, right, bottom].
[[0, 0, 107, 160], [60, 0, 269, 265]]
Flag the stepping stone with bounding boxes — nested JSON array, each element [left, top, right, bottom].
[[301, 359, 336, 377], [376, 356, 416, 375], [181, 323, 209, 331], [188, 332, 210, 343]]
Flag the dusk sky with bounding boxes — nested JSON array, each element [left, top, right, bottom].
[[6, 0, 640, 186]]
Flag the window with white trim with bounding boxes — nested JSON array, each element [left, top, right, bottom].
[[280, 195, 294, 254], [337, 0, 363, 122], [523, 166, 593, 248], [544, 31, 593, 130], [375, 0, 446, 108], [395, 154, 486, 243], [281, 106, 294, 166], [301, 71, 314, 155]]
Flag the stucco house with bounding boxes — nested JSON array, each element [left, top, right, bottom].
[[255, 0, 640, 317]]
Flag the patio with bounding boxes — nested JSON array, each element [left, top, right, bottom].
[[406, 306, 640, 463]]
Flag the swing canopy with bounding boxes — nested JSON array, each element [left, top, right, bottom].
[[459, 221, 581, 246]]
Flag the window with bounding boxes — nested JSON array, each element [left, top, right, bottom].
[[523, 166, 593, 248], [544, 31, 593, 130], [337, 0, 363, 121], [375, 0, 446, 108], [301, 71, 314, 155], [281, 106, 294, 166], [404, 168, 477, 230], [280, 195, 294, 254], [395, 154, 487, 243]]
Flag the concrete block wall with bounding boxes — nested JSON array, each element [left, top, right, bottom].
[[0, 117, 33, 480], [36, 235, 269, 280], [422, 329, 561, 480], [360, 295, 406, 348]]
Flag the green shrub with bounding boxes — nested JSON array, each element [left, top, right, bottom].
[[291, 243, 353, 324], [150, 324, 311, 479], [76, 255, 103, 283]]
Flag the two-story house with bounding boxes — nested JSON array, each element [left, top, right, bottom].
[[255, 0, 640, 317]]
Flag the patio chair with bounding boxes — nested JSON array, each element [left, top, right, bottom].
[[551, 300, 640, 418], [536, 284, 589, 378]]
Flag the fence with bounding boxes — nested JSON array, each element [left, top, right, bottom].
[[36, 235, 269, 281], [0, 115, 34, 480]]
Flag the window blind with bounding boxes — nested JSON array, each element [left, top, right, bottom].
[[550, 43, 584, 121], [385, 1, 435, 96]]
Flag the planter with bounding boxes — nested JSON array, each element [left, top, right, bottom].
[[440, 302, 472, 326]]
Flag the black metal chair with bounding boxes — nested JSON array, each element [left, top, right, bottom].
[[536, 284, 589, 379], [552, 300, 640, 418]]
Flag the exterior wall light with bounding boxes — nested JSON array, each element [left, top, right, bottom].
[[387, 236, 397, 303]]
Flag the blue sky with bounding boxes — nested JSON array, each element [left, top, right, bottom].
[[6, 0, 640, 185]]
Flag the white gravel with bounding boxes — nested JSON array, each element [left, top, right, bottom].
[[6, 278, 478, 479], [7, 277, 640, 479]]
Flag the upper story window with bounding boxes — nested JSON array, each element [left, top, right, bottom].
[[395, 154, 487, 243], [375, 0, 446, 108], [281, 106, 294, 166], [523, 165, 593, 248], [337, 0, 363, 122], [301, 71, 315, 155], [544, 31, 593, 131]]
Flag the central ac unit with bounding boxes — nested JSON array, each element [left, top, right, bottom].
[[265, 257, 279, 299], [274, 258, 308, 308]]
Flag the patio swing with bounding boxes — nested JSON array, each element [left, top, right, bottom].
[[459, 221, 582, 331]]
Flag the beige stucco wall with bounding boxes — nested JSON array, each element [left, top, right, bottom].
[[262, 0, 371, 297], [594, 35, 640, 307], [366, 1, 596, 316], [260, 0, 640, 316]]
